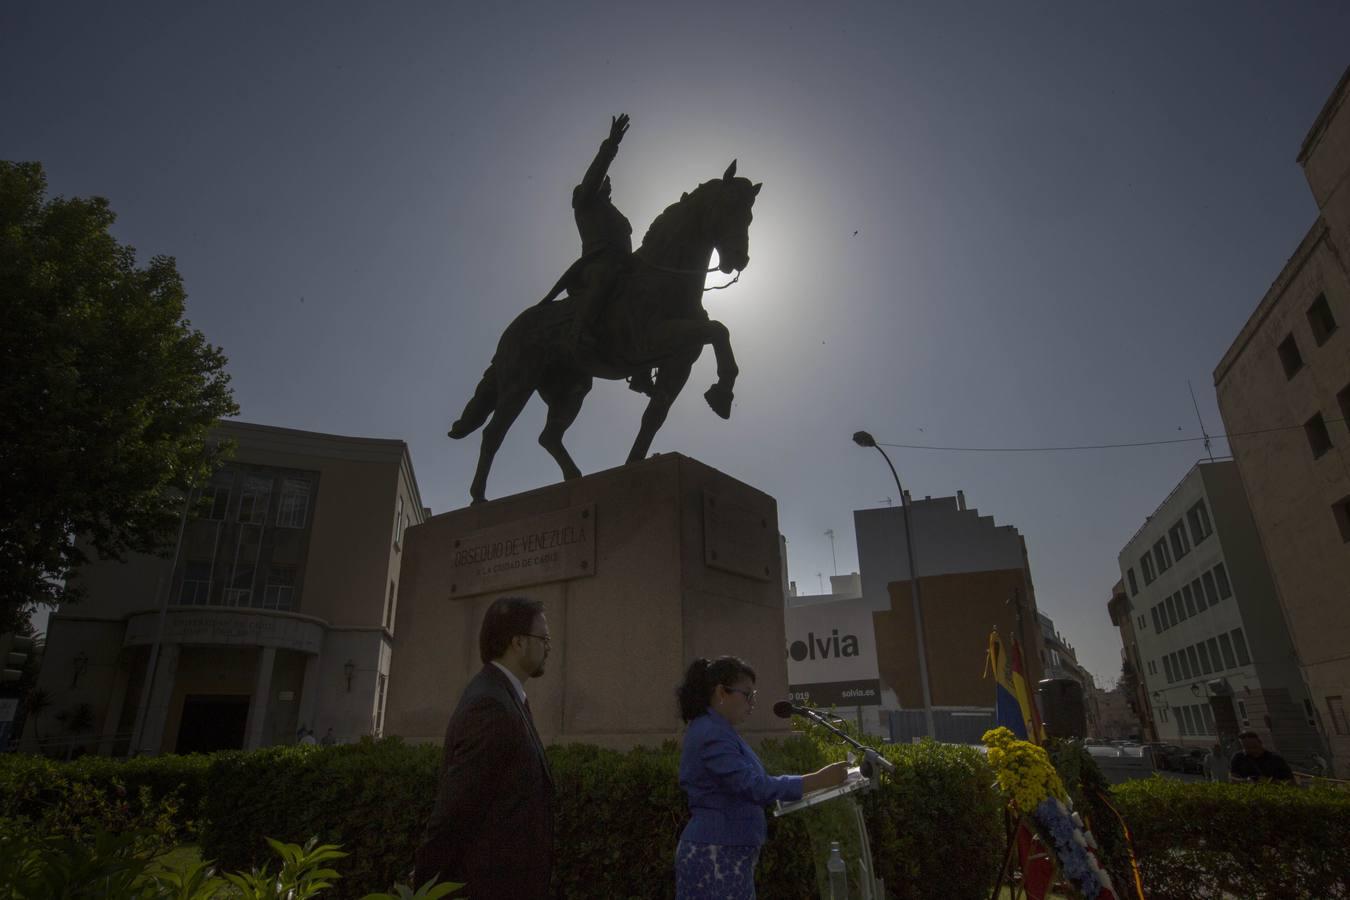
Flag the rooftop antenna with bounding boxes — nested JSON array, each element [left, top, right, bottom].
[[817, 572, 824, 594], [879, 497, 893, 507], [1188, 380, 1215, 462], [825, 529, 838, 576]]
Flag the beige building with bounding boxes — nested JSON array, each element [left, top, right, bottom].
[[854, 492, 1047, 743], [1214, 66, 1350, 774], [22, 421, 426, 756]]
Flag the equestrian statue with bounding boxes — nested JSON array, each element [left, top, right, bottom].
[[448, 114, 761, 504]]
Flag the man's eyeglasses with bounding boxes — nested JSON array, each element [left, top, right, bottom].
[[522, 633, 552, 649], [725, 687, 757, 704]]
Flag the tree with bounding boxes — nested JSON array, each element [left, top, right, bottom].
[[0, 161, 238, 613]]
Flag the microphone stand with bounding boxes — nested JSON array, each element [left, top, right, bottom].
[[793, 707, 895, 780]]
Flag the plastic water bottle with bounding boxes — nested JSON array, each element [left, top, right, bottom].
[[827, 841, 848, 899]]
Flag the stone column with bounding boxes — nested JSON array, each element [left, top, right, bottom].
[[244, 646, 277, 750], [98, 660, 131, 756], [296, 652, 321, 738], [136, 643, 180, 756]]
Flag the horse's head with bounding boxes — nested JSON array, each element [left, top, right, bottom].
[[703, 159, 761, 273]]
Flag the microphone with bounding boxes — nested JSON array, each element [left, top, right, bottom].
[[774, 700, 843, 720]]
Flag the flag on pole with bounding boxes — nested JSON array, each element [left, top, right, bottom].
[[984, 631, 1028, 740], [1010, 637, 1045, 745]]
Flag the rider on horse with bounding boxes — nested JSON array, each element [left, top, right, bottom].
[[538, 114, 654, 395]]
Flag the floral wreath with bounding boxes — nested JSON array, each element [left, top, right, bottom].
[[983, 727, 1118, 900]]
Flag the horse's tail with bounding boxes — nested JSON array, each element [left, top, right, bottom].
[[448, 362, 497, 439]]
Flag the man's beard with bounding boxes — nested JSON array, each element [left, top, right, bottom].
[[531, 661, 546, 678]]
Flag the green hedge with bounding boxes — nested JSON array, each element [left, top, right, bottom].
[[0, 751, 209, 842], [194, 735, 1001, 899], [6, 737, 1347, 899], [1112, 777, 1350, 900]]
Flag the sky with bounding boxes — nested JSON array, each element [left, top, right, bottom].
[[5, 2, 1348, 687]]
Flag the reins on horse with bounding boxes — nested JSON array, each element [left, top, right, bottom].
[[636, 257, 742, 291]]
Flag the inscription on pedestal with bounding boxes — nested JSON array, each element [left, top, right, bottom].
[[448, 503, 596, 597], [703, 491, 774, 582]]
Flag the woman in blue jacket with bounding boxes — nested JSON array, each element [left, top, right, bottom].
[[674, 656, 848, 899]]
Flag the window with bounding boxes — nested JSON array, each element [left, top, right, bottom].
[[1201, 704, 1216, 733], [1165, 594, 1179, 627], [238, 475, 272, 524], [1201, 571, 1219, 605], [1339, 382, 1350, 429], [1169, 521, 1191, 560], [201, 484, 231, 520], [1127, 567, 1138, 596], [1179, 706, 1193, 736], [1217, 633, 1238, 669], [1160, 708, 1169, 723], [1177, 651, 1192, 680], [1335, 496, 1350, 543], [1278, 333, 1303, 378], [1237, 698, 1249, 725], [1187, 500, 1213, 545], [1304, 699, 1317, 726], [180, 561, 211, 605], [1190, 578, 1206, 609], [1197, 641, 1213, 675], [1151, 606, 1163, 633], [392, 496, 405, 550], [1140, 553, 1156, 585], [1307, 293, 1337, 345], [223, 588, 252, 607], [1152, 538, 1172, 573], [1207, 637, 1223, 671], [1231, 628, 1251, 666], [1163, 656, 1175, 683], [1306, 412, 1334, 459], [276, 477, 311, 528], [1328, 696, 1350, 736], [1214, 563, 1232, 600], [263, 566, 296, 610], [374, 673, 388, 737], [1182, 585, 1197, 616], [1186, 646, 1202, 679], [383, 580, 397, 630]]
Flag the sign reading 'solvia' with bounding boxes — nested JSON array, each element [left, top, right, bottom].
[[449, 503, 595, 597]]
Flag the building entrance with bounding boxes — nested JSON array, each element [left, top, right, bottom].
[[175, 695, 250, 753]]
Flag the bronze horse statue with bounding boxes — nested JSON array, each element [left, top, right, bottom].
[[449, 160, 761, 504]]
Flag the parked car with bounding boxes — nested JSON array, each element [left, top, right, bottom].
[[1180, 749, 1209, 775]]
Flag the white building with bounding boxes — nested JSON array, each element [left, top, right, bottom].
[[1116, 460, 1322, 760]]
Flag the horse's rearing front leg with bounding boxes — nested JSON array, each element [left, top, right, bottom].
[[701, 319, 738, 419]]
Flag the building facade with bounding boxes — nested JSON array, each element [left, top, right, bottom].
[[1037, 611, 1099, 737], [1213, 66, 1350, 775], [854, 492, 1046, 743], [1107, 580, 1158, 742], [21, 421, 426, 756], [1117, 460, 1321, 761]]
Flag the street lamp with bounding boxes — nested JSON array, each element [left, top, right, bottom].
[[853, 430, 936, 740]]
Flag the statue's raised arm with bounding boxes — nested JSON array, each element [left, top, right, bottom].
[[575, 114, 629, 207]]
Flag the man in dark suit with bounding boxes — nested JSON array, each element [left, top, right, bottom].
[[414, 596, 555, 897]]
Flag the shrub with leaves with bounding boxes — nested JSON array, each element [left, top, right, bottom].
[[1111, 777, 1350, 900]]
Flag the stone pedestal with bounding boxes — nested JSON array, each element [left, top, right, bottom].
[[384, 453, 791, 748]]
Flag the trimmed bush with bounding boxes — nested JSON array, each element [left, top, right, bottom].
[[1112, 777, 1350, 900], [14, 735, 1346, 899], [0, 751, 208, 842], [200, 739, 439, 896]]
